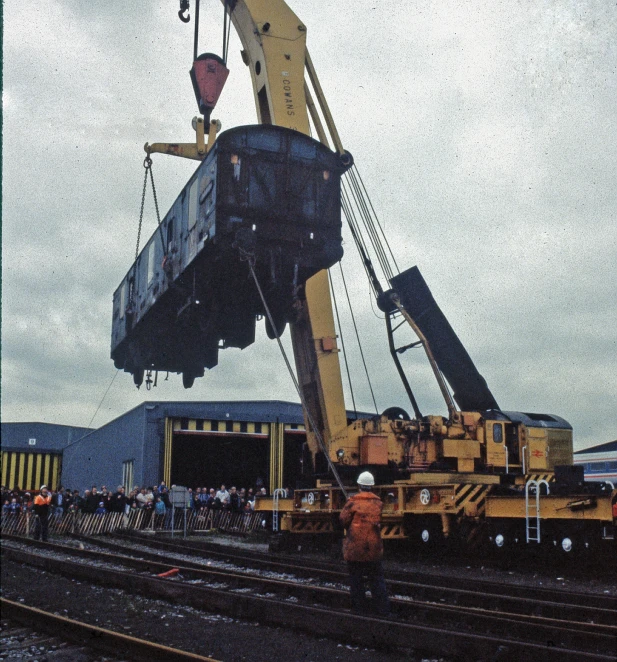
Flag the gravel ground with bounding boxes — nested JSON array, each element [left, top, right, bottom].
[[2, 532, 614, 661], [175, 532, 617, 596]]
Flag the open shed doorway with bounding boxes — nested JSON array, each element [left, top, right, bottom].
[[171, 432, 270, 491]]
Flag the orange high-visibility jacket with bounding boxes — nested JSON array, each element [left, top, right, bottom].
[[34, 494, 51, 506], [34, 494, 52, 516], [339, 491, 384, 563]]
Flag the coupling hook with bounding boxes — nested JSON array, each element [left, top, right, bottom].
[[178, 0, 190, 23]]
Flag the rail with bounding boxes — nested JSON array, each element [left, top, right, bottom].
[[3, 540, 615, 661], [1, 597, 219, 661]]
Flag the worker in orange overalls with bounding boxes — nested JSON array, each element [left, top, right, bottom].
[[339, 471, 390, 616], [33, 485, 52, 541]]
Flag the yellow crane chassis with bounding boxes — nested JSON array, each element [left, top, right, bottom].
[[257, 479, 616, 553]]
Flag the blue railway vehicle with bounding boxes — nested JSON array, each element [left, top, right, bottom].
[[573, 441, 617, 488], [111, 124, 350, 387]]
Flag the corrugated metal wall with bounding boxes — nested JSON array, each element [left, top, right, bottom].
[[1, 451, 62, 491]]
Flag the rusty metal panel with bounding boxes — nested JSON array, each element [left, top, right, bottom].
[[360, 435, 389, 465]]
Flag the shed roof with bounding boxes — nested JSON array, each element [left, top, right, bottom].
[[573, 440, 617, 455], [0, 422, 94, 452], [80, 400, 370, 434]]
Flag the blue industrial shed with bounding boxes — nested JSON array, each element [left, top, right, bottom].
[[60, 400, 314, 494], [1, 422, 94, 491], [1, 422, 94, 452], [4, 401, 369, 494]]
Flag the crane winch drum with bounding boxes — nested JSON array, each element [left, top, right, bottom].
[[111, 124, 350, 387]]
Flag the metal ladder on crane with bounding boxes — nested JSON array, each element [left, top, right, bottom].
[[272, 488, 286, 532], [525, 478, 550, 543]]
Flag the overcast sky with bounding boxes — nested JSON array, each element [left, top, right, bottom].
[[2, 1, 616, 451]]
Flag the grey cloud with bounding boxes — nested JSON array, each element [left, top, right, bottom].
[[2, 0, 615, 451]]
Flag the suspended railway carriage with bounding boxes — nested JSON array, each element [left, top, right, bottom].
[[111, 124, 348, 388]]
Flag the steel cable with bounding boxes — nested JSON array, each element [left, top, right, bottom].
[[346, 169, 391, 281], [338, 262, 379, 416], [328, 269, 357, 418], [352, 165, 400, 275], [245, 256, 347, 498], [86, 370, 119, 430]]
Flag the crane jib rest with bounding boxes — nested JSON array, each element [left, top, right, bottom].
[[110, 124, 350, 388]]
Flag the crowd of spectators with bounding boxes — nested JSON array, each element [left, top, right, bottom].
[[1, 481, 292, 519]]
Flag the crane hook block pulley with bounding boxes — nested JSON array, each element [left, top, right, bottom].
[[190, 53, 230, 122]]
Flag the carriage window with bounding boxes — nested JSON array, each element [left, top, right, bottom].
[[231, 154, 241, 181], [492, 423, 503, 443], [188, 179, 199, 230], [119, 281, 127, 319], [147, 242, 156, 286], [166, 217, 174, 253]]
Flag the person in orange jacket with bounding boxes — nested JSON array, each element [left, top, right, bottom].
[[339, 471, 389, 615], [33, 485, 52, 541]]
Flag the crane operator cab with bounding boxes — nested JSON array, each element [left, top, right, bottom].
[[482, 411, 573, 475]]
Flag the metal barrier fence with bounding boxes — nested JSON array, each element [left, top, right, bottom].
[[0, 509, 265, 537]]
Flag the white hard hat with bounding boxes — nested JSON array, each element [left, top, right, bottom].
[[357, 471, 375, 486]]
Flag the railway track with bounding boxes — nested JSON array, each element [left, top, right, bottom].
[[115, 530, 617, 611], [2, 534, 615, 661], [0, 598, 218, 661]]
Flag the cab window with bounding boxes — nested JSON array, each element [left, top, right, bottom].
[[493, 423, 503, 443]]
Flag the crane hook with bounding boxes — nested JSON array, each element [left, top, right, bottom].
[[178, 0, 190, 23]]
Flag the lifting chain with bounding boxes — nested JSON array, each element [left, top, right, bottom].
[[134, 155, 166, 263], [135, 156, 151, 262]]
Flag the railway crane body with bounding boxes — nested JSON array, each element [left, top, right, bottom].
[[111, 0, 616, 555]]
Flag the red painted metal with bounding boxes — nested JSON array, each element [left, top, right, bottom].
[[157, 567, 180, 578], [190, 53, 229, 119]]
